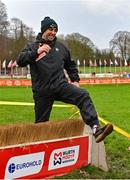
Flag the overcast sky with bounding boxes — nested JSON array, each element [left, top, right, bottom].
[[2, 0, 130, 50]]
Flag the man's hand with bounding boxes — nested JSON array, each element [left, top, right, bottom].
[[37, 44, 51, 54], [71, 81, 80, 88]]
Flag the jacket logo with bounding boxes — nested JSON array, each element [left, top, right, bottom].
[[55, 48, 59, 52]]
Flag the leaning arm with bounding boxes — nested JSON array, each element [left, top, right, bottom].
[[64, 50, 80, 83]]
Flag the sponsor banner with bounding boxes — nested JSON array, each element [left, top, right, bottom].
[[0, 79, 32, 86], [48, 146, 79, 170], [80, 78, 130, 84], [0, 136, 89, 179], [1, 78, 130, 86], [5, 152, 44, 179]]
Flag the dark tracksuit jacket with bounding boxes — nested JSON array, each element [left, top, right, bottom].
[[17, 33, 99, 127]]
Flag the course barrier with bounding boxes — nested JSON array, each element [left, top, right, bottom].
[[0, 78, 130, 86], [0, 123, 108, 179], [0, 136, 90, 179]]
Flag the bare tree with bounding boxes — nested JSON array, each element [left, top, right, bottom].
[[9, 17, 22, 40], [9, 17, 35, 41], [110, 31, 130, 61], [0, 0, 10, 60], [65, 33, 94, 64], [8, 18, 35, 59], [0, 0, 9, 36], [23, 26, 35, 41]]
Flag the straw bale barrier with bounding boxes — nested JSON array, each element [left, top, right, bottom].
[[0, 119, 85, 147]]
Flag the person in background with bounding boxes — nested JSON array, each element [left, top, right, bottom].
[[17, 16, 113, 143]]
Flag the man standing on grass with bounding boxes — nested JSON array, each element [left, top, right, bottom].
[[17, 16, 113, 143]]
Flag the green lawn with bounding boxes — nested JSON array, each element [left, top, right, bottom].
[[0, 85, 130, 178]]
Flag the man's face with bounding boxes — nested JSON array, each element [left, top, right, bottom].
[[42, 27, 58, 41]]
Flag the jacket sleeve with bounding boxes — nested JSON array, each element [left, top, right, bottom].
[[64, 48, 80, 82], [16, 43, 38, 67]]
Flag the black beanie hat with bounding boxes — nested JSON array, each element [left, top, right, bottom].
[[41, 16, 58, 34]]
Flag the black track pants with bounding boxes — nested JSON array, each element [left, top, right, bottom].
[[33, 82, 99, 127], [33, 93, 54, 123]]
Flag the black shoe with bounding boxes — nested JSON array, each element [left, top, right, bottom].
[[94, 123, 113, 143]]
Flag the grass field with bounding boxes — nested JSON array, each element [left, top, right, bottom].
[[0, 84, 130, 178]]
